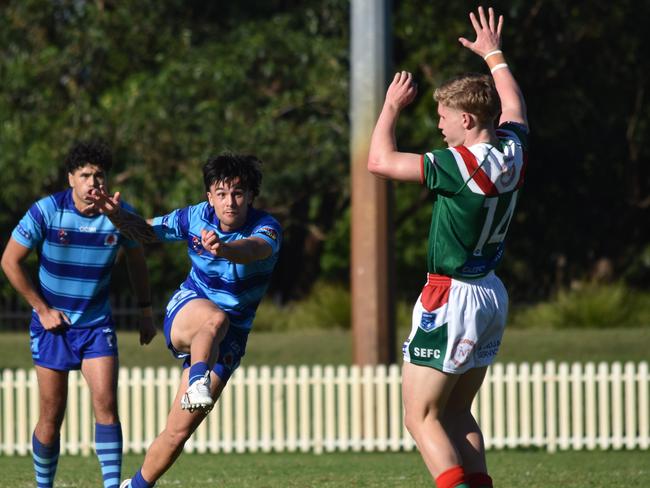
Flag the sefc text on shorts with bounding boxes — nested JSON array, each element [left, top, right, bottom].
[[402, 272, 508, 374]]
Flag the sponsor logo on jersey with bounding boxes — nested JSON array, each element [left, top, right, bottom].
[[104, 233, 118, 246], [162, 215, 170, 228], [451, 338, 475, 367], [460, 245, 504, 275], [58, 229, 69, 245], [191, 236, 204, 255], [499, 163, 517, 186], [16, 223, 32, 240], [78, 225, 97, 233], [419, 311, 438, 332], [257, 226, 278, 241]]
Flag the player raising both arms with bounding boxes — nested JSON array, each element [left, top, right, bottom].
[[88, 153, 282, 488], [368, 7, 528, 488]]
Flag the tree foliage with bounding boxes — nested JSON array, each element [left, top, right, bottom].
[[0, 0, 648, 303]]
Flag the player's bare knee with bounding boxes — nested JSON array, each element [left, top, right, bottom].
[[403, 410, 424, 436], [39, 400, 66, 424], [203, 311, 229, 340], [404, 405, 440, 435]]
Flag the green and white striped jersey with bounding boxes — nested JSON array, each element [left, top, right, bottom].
[[421, 122, 529, 278]]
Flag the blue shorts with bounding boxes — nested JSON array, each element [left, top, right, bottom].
[[29, 319, 118, 371], [163, 287, 249, 382]]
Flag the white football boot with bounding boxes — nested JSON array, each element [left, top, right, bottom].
[[181, 371, 214, 413], [119, 480, 131, 488]]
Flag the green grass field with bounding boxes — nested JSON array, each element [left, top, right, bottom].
[[0, 327, 648, 370], [0, 450, 647, 487], [1, 328, 648, 487]]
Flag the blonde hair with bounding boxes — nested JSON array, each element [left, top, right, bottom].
[[433, 73, 500, 125]]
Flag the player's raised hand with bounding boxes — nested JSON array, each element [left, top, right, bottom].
[[201, 229, 222, 256], [86, 185, 121, 215], [458, 6, 503, 58], [385, 71, 418, 111]]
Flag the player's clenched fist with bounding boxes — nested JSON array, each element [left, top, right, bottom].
[[201, 228, 222, 256]]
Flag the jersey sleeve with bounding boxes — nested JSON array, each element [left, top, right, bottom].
[[118, 200, 142, 249], [11, 201, 47, 249], [497, 122, 529, 151], [151, 206, 192, 242], [421, 149, 465, 194], [250, 217, 282, 256]]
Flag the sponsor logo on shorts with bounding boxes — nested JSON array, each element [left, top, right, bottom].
[[419, 311, 437, 332], [412, 347, 441, 359], [16, 223, 32, 240], [222, 352, 234, 369], [103, 328, 115, 348], [166, 289, 197, 315], [451, 338, 476, 367], [30, 336, 40, 356], [257, 226, 278, 241], [476, 339, 501, 359]]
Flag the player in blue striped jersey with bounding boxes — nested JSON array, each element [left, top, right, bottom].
[[88, 153, 282, 488], [1, 140, 157, 488]]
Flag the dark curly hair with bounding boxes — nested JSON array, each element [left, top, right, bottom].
[[203, 153, 263, 197], [65, 140, 113, 174]]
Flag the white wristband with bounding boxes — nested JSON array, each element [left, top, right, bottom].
[[490, 63, 509, 74], [483, 49, 502, 60]]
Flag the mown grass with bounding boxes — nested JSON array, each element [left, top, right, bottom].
[[1, 283, 648, 369], [0, 450, 647, 487], [0, 326, 648, 370]]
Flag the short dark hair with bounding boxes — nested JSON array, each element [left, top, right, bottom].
[[65, 140, 113, 174], [203, 153, 263, 197]]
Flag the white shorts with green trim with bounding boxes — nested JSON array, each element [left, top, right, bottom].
[[402, 272, 508, 374]]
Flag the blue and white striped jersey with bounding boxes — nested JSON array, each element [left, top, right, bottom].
[[11, 189, 139, 328], [152, 202, 282, 330]]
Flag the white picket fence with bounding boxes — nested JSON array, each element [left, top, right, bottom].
[[1, 361, 648, 456]]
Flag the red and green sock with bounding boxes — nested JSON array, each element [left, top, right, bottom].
[[436, 466, 470, 488]]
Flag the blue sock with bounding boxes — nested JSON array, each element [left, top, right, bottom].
[[95, 423, 123, 488], [32, 432, 60, 488], [129, 469, 155, 488], [189, 361, 209, 385]]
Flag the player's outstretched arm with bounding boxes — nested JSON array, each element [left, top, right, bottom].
[[367, 71, 422, 182], [87, 186, 160, 244], [458, 6, 528, 128], [200, 229, 272, 264]]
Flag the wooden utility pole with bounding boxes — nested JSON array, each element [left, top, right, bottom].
[[350, 0, 395, 365]]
